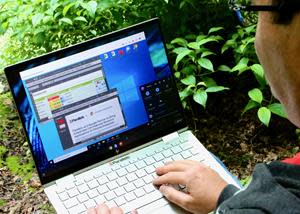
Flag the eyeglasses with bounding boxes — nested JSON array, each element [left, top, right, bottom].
[[228, 0, 285, 26]]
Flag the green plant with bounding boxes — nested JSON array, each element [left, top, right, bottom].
[[222, 25, 287, 126], [168, 27, 229, 109], [5, 155, 35, 182]]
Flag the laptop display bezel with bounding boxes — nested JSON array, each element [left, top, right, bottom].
[[4, 18, 187, 185]]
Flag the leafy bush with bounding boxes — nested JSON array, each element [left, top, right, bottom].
[[168, 27, 229, 109], [169, 24, 287, 126], [222, 25, 287, 126]]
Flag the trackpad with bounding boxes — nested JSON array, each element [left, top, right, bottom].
[[150, 204, 190, 214]]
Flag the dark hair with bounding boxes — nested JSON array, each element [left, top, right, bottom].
[[272, 0, 300, 24]]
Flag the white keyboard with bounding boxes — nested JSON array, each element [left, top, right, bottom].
[[54, 138, 205, 214]]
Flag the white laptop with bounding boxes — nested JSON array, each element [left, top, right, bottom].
[[5, 18, 240, 214]]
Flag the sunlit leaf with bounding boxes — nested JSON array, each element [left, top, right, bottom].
[[268, 103, 287, 118], [206, 86, 229, 93], [193, 89, 207, 108], [248, 88, 263, 104], [258, 107, 271, 126], [181, 75, 196, 86], [198, 58, 214, 72]]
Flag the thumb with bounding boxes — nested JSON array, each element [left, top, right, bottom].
[[130, 209, 138, 214]]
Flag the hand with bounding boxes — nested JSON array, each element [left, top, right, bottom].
[[153, 160, 228, 214], [87, 203, 137, 214]]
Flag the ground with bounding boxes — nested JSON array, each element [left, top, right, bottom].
[[0, 75, 299, 213]]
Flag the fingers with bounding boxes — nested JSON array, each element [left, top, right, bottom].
[[159, 185, 192, 208], [94, 203, 110, 214], [155, 160, 199, 175], [87, 207, 97, 214], [130, 210, 138, 214], [153, 171, 186, 185], [110, 207, 124, 214]]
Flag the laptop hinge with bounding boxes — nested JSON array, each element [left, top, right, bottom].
[[55, 174, 75, 186], [162, 131, 179, 143]]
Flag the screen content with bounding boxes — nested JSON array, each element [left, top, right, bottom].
[[10, 20, 185, 183]]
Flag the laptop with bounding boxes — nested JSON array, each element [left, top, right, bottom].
[[4, 18, 240, 214]]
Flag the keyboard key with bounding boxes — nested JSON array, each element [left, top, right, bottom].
[[129, 157, 138, 164], [163, 144, 172, 150], [138, 153, 147, 160], [143, 175, 153, 184], [93, 171, 103, 178], [124, 183, 135, 192], [134, 179, 145, 188], [68, 188, 79, 198], [144, 157, 155, 165], [87, 189, 98, 199], [115, 196, 126, 206], [126, 173, 137, 182], [163, 157, 173, 164], [108, 180, 118, 190], [121, 189, 163, 213], [171, 146, 182, 154], [116, 168, 127, 177], [97, 175, 109, 185], [107, 172, 118, 181], [64, 198, 78, 209], [116, 177, 128, 186], [126, 164, 137, 173], [136, 169, 147, 178], [102, 167, 112, 175], [114, 186, 126, 197], [162, 150, 173, 158], [65, 182, 75, 190], [58, 192, 69, 201], [135, 160, 146, 169], [153, 153, 164, 162], [68, 204, 86, 214], [146, 150, 155, 157], [172, 154, 183, 161], [94, 195, 106, 204], [155, 148, 163, 153], [111, 164, 121, 171], [145, 165, 155, 174], [78, 184, 89, 193], [97, 185, 109, 194], [105, 191, 116, 201], [153, 161, 164, 168], [74, 179, 84, 186], [77, 193, 89, 203], [84, 176, 94, 183], [84, 199, 96, 209], [134, 188, 146, 197], [171, 139, 181, 146], [144, 184, 156, 193], [87, 180, 99, 189], [124, 192, 136, 202], [120, 160, 130, 167], [182, 150, 192, 159], [180, 142, 193, 151], [56, 186, 65, 194]]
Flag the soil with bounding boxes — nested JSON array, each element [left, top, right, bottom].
[[0, 73, 299, 213]]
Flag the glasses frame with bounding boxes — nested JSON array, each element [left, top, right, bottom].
[[228, 0, 283, 12]]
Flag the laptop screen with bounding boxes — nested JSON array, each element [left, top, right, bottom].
[[5, 18, 186, 184]]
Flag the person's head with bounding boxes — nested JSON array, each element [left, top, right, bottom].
[[255, 0, 300, 127]]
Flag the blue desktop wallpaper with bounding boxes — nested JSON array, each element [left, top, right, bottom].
[[12, 22, 172, 177]]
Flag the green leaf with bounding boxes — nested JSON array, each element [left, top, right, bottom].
[[242, 100, 259, 114], [180, 65, 196, 75], [208, 27, 224, 34], [198, 38, 218, 46], [63, 3, 75, 16], [172, 47, 188, 55], [187, 42, 199, 50], [203, 77, 217, 87], [179, 86, 193, 100], [174, 72, 180, 79], [251, 64, 266, 86], [181, 75, 196, 86], [248, 88, 263, 104], [206, 86, 229, 93], [196, 35, 206, 42], [74, 16, 88, 23], [81, 1, 98, 17], [193, 89, 207, 108], [32, 13, 44, 26], [175, 49, 192, 65], [201, 51, 215, 58], [218, 65, 231, 72], [171, 38, 188, 47], [232, 57, 249, 72], [258, 107, 271, 126], [268, 103, 287, 118], [198, 58, 214, 72], [59, 17, 73, 25]]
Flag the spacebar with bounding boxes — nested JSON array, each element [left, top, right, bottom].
[[121, 190, 164, 213]]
